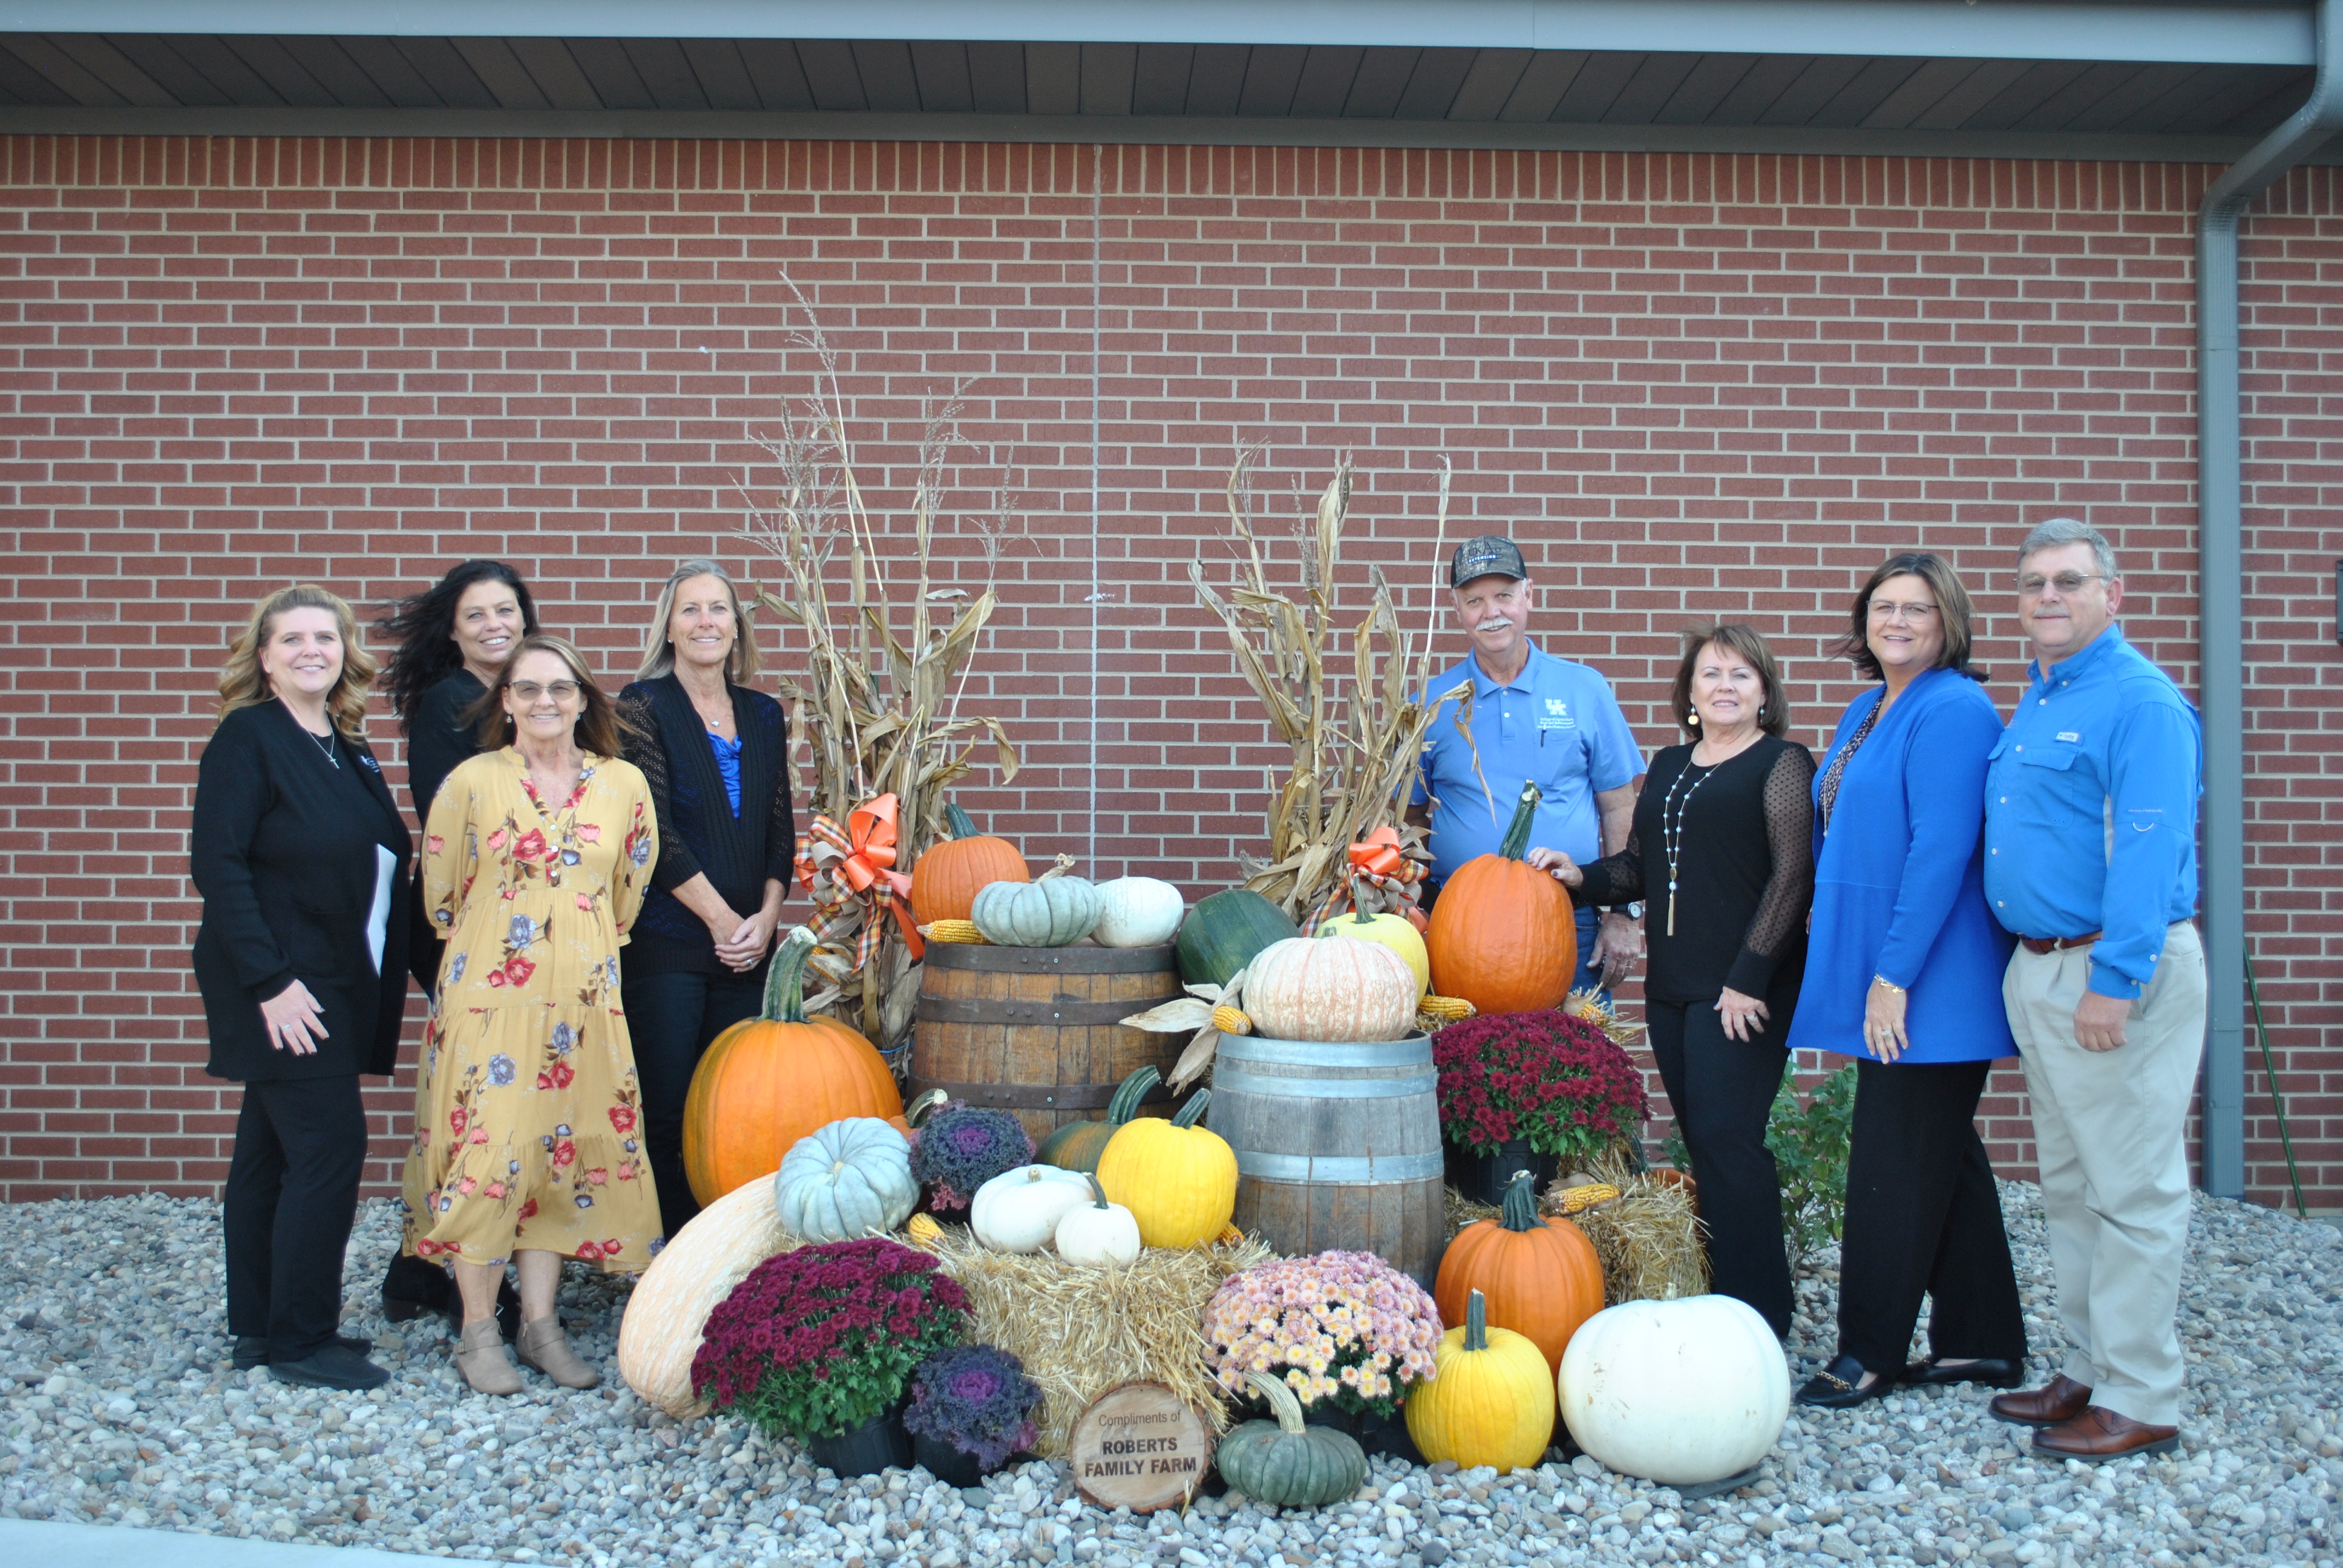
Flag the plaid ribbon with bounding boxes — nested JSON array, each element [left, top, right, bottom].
[[1300, 826, 1429, 935], [793, 792, 925, 980]]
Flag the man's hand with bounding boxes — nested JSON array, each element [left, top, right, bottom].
[[1592, 910, 1643, 991], [2074, 988, 2131, 1053]]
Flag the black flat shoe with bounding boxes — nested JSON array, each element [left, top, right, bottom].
[[1903, 1356, 2025, 1390], [234, 1333, 373, 1371], [268, 1342, 390, 1391], [1795, 1353, 1900, 1409]]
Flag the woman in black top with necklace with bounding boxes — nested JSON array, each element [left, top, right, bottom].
[[191, 586, 410, 1391], [1532, 624, 1816, 1336], [618, 558, 796, 1240]]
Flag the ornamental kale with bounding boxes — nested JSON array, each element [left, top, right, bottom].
[[1432, 1008, 1648, 1165], [900, 1344, 1041, 1472], [689, 1238, 966, 1440], [909, 1105, 1035, 1212]]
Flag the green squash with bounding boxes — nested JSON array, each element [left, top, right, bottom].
[[1218, 1370, 1369, 1508], [1175, 889, 1300, 987], [1036, 1067, 1161, 1175]]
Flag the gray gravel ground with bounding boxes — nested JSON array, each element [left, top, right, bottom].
[[0, 1182, 2334, 1567]]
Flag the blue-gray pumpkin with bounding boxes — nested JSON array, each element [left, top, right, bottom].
[[773, 1117, 919, 1242], [971, 876, 1103, 947]]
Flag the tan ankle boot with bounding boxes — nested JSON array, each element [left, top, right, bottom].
[[455, 1318, 523, 1396], [517, 1315, 601, 1390]]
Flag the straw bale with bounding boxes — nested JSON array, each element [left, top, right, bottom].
[[1541, 1171, 1708, 1306], [927, 1227, 1274, 1459]]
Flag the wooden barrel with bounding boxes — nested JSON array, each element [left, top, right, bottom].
[[1205, 1032, 1447, 1290], [911, 942, 1185, 1143]]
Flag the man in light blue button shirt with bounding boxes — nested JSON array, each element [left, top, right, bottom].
[[1981, 518, 2205, 1463], [1405, 535, 1643, 995]]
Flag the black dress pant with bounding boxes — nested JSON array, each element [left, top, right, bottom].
[[623, 967, 767, 1240], [223, 1074, 367, 1360], [1647, 999, 1794, 1337], [1837, 1057, 2028, 1377]]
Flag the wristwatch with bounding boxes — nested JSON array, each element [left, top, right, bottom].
[[1608, 903, 1646, 921]]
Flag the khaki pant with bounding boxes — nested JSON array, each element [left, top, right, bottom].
[[2002, 921, 2206, 1428]]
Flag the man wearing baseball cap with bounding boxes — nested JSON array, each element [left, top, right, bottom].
[[1406, 535, 1644, 995]]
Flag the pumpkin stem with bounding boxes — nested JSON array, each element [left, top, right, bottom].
[[903, 1087, 948, 1129], [762, 926, 818, 1025], [1084, 1172, 1112, 1209], [1500, 1170, 1544, 1233], [1244, 1370, 1306, 1436], [1348, 875, 1376, 924], [1107, 1065, 1161, 1126], [1464, 1287, 1489, 1353], [944, 800, 978, 840], [1498, 782, 1543, 861], [1172, 1089, 1211, 1129]]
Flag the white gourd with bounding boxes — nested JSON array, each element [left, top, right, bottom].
[[1092, 877, 1186, 948], [615, 1175, 794, 1419], [971, 877, 1104, 947], [970, 1163, 1095, 1253], [773, 1118, 918, 1243], [1241, 935, 1418, 1043], [1556, 1295, 1792, 1486], [1054, 1174, 1142, 1267]]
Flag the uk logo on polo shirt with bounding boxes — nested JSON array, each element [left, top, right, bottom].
[[1541, 699, 1575, 729]]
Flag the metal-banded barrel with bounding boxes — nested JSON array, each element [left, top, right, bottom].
[[911, 941, 1184, 1144], [1205, 1031, 1447, 1289]]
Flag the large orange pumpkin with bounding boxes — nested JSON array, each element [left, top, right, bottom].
[[1435, 1169, 1604, 1378], [681, 926, 903, 1206], [910, 800, 1029, 926], [1426, 781, 1579, 1014]]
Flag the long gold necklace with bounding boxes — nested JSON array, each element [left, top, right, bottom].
[[1658, 756, 1717, 938]]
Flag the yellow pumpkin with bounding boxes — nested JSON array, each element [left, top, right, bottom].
[[1094, 1090, 1237, 1248], [1314, 906, 1430, 996], [1403, 1288, 1556, 1474]]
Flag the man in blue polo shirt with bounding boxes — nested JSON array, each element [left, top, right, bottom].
[[1980, 517, 2205, 1464], [1406, 535, 1643, 995]]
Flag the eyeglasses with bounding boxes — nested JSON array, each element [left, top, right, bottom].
[[508, 681, 582, 703], [2015, 572, 2108, 596], [1867, 599, 1939, 625]]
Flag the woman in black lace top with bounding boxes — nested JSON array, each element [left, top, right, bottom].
[[1531, 624, 1815, 1336]]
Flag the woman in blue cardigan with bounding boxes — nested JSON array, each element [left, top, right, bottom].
[[1788, 554, 2028, 1409]]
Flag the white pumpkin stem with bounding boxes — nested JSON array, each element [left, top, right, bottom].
[[1244, 1370, 1306, 1435]]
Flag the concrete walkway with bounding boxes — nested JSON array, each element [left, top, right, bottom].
[[0, 1519, 427, 1566]]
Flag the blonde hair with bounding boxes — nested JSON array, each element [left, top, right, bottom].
[[637, 557, 759, 683], [215, 584, 378, 737]]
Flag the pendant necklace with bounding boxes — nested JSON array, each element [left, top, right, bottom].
[[1659, 754, 1718, 937], [306, 726, 340, 769]]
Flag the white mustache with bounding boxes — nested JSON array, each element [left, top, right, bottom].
[[1476, 618, 1515, 632]]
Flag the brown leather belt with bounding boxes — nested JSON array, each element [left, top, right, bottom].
[[2019, 932, 2100, 955]]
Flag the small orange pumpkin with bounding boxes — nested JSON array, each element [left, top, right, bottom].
[[910, 800, 1030, 927], [681, 927, 903, 1206], [1434, 1169, 1604, 1379], [1426, 781, 1579, 1014]]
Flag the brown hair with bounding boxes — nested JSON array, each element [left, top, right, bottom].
[[465, 633, 628, 758], [1832, 553, 1981, 682], [215, 584, 379, 737], [1670, 624, 1792, 738]]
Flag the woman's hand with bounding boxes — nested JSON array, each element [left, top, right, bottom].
[[1524, 846, 1584, 889], [1714, 986, 1770, 1042], [1864, 976, 1910, 1062], [714, 906, 781, 972], [260, 979, 329, 1056]]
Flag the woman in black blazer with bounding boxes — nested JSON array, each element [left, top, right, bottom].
[[191, 584, 411, 1392], [372, 562, 538, 1328], [617, 558, 795, 1239]]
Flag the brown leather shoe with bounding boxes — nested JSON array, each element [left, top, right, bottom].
[[1989, 1373, 2092, 1426], [2031, 1406, 2180, 1462]]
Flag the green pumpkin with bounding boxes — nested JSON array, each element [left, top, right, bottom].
[[1036, 1067, 1161, 1175], [971, 876, 1103, 947], [773, 1117, 919, 1242], [1175, 889, 1301, 987], [1218, 1370, 1369, 1508]]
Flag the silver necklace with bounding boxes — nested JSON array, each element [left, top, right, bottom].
[[306, 727, 340, 769], [1659, 756, 1719, 938]]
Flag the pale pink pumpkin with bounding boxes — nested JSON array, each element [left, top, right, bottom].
[[1241, 935, 1420, 1043], [615, 1172, 796, 1419]]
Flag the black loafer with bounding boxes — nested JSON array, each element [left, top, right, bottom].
[[1903, 1356, 2025, 1390], [1795, 1353, 1899, 1409], [234, 1333, 373, 1371], [267, 1342, 391, 1391]]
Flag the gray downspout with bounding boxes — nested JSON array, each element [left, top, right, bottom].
[[2195, 0, 2343, 1200]]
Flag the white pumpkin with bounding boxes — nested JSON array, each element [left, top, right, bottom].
[[774, 1118, 919, 1243], [615, 1174, 795, 1419], [1557, 1295, 1792, 1486], [971, 1162, 1095, 1253], [1055, 1174, 1141, 1267], [1092, 877, 1186, 948], [1240, 935, 1418, 1043]]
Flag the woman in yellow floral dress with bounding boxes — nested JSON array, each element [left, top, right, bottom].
[[402, 633, 661, 1396]]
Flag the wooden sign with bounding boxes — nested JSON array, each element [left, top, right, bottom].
[[1067, 1380, 1216, 1514]]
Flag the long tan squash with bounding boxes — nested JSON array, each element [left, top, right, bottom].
[[615, 1172, 796, 1419]]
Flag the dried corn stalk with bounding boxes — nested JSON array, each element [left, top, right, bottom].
[[739, 294, 1023, 1047]]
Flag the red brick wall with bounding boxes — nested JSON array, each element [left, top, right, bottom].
[[2, 135, 2335, 1211]]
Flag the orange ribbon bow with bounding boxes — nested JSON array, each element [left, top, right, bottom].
[[1305, 825, 1430, 935], [795, 792, 926, 967]]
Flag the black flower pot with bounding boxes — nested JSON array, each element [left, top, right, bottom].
[[910, 1432, 986, 1488], [1445, 1140, 1558, 1209], [1301, 1403, 1426, 1466], [805, 1403, 912, 1478]]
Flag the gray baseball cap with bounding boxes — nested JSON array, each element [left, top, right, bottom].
[[1450, 535, 1528, 587]]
